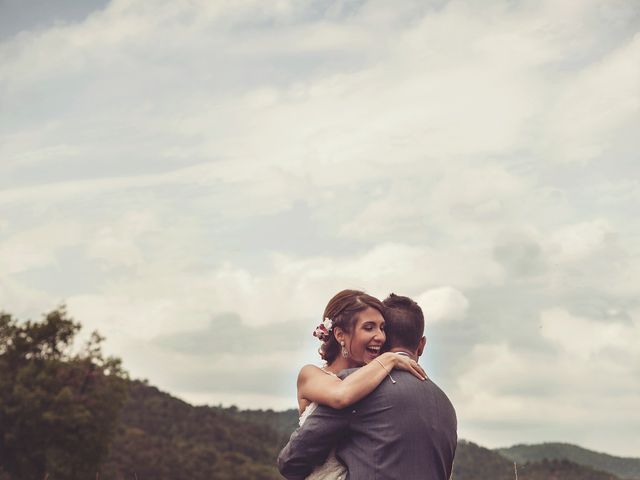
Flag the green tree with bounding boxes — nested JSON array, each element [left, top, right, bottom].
[[0, 308, 128, 480]]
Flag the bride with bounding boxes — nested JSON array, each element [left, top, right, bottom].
[[296, 289, 427, 480]]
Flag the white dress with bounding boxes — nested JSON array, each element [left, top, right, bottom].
[[299, 401, 348, 480]]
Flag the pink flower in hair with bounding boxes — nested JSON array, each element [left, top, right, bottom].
[[313, 317, 333, 342]]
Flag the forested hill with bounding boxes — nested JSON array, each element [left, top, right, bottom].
[[457, 440, 623, 480], [498, 443, 640, 480], [101, 381, 629, 480], [101, 381, 291, 479]]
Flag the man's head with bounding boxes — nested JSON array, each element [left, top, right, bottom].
[[382, 293, 426, 359]]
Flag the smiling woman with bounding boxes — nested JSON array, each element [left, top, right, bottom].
[[342, 307, 387, 364], [316, 289, 386, 366]]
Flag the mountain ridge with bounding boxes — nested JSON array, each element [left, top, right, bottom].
[[99, 381, 636, 480], [498, 442, 640, 480]]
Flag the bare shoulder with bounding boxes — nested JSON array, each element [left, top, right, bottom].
[[297, 364, 325, 384], [298, 364, 327, 388]]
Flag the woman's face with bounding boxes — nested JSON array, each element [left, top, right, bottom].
[[345, 307, 386, 366]]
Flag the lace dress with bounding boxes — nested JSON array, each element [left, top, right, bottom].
[[299, 401, 348, 480]]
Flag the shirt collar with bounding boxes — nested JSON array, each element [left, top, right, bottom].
[[394, 351, 411, 357]]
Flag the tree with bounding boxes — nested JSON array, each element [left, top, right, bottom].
[[0, 307, 128, 480]]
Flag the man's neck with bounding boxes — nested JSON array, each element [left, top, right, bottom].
[[388, 347, 418, 361]]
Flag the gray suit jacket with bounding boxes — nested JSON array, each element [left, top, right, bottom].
[[278, 369, 457, 480]]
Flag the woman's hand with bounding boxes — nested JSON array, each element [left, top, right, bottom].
[[391, 353, 427, 381]]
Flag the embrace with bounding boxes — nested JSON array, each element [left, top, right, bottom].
[[277, 290, 457, 480]]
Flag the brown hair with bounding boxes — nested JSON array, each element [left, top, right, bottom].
[[319, 289, 385, 364], [382, 293, 424, 351]]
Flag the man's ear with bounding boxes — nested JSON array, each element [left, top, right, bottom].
[[416, 336, 426, 358]]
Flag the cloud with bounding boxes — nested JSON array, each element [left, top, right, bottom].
[[154, 312, 308, 357], [542, 29, 640, 164], [0, 0, 110, 41], [540, 307, 639, 360], [0, 221, 85, 274], [454, 338, 640, 455], [0, 276, 57, 320], [546, 219, 615, 264], [416, 287, 469, 323], [492, 232, 545, 279]]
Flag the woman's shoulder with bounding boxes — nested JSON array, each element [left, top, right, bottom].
[[297, 364, 324, 380], [297, 364, 336, 384]]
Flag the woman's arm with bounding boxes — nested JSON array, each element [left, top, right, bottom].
[[297, 353, 426, 410]]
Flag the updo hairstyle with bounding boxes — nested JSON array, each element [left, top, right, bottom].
[[319, 289, 385, 364]]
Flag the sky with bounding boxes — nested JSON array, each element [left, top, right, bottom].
[[1, 0, 639, 458]]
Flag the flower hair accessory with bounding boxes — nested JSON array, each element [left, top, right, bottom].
[[313, 317, 333, 342]]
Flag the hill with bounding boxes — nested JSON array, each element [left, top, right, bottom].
[[99, 381, 627, 480], [498, 443, 640, 480], [454, 440, 621, 480], [453, 440, 516, 480], [100, 381, 286, 479]]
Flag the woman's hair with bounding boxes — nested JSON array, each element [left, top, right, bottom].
[[319, 289, 385, 364]]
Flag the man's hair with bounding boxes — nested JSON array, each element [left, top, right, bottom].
[[382, 293, 424, 351]]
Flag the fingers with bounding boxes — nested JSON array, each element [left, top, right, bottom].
[[413, 362, 427, 380], [396, 357, 427, 381], [410, 362, 427, 381]]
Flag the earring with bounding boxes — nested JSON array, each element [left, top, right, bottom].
[[341, 341, 349, 358]]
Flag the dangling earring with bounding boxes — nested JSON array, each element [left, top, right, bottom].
[[341, 341, 349, 358]]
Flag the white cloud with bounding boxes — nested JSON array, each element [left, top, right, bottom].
[[62, 242, 497, 344], [416, 286, 469, 323], [540, 307, 639, 359], [543, 30, 640, 163], [546, 219, 615, 263], [0, 277, 57, 320], [0, 221, 85, 274], [86, 210, 158, 268], [454, 339, 640, 454]]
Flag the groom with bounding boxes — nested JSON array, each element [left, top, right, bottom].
[[277, 293, 457, 480]]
